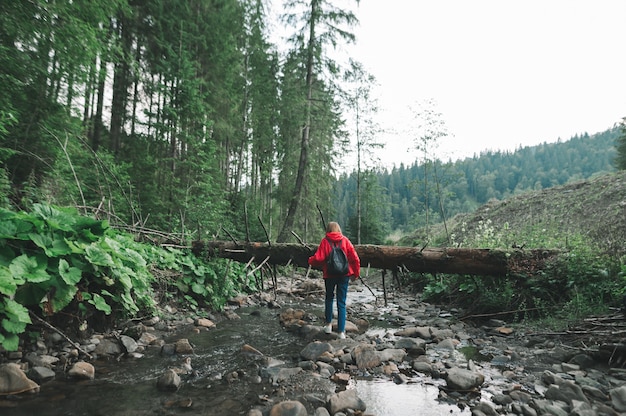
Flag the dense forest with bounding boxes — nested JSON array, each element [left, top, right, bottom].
[[1, 0, 626, 248]]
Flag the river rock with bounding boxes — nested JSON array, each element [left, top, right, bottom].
[[68, 361, 95, 380], [327, 389, 366, 414], [280, 308, 308, 329], [28, 366, 56, 383], [196, 317, 215, 328], [377, 348, 407, 363], [525, 399, 567, 416], [138, 331, 159, 346], [269, 400, 307, 416], [175, 338, 194, 354], [471, 401, 498, 416], [544, 380, 589, 405], [395, 326, 433, 339], [394, 337, 426, 355], [352, 344, 381, 369], [25, 352, 59, 368], [412, 360, 434, 375], [0, 363, 40, 394], [142, 316, 160, 326], [94, 338, 122, 356], [435, 338, 459, 350], [300, 341, 333, 361], [445, 367, 484, 391], [610, 384, 626, 412], [157, 369, 181, 391], [120, 335, 138, 353]]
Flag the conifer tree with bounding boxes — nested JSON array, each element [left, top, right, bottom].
[[276, 0, 360, 242]]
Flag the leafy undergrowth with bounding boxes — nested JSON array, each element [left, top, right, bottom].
[[0, 203, 255, 351], [400, 171, 626, 323]]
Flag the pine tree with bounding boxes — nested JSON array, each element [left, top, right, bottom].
[[276, 0, 360, 242]]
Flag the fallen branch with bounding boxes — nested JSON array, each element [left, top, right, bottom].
[[29, 311, 93, 359]]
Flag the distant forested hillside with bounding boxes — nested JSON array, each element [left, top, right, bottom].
[[334, 128, 619, 242]]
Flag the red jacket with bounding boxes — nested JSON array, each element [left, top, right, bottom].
[[308, 231, 360, 279]]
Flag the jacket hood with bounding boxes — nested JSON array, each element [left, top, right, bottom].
[[326, 231, 343, 242]]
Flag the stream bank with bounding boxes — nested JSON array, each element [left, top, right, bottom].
[[1, 273, 626, 416]]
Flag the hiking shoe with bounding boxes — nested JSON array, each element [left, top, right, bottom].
[[338, 332, 346, 339], [324, 323, 332, 334]]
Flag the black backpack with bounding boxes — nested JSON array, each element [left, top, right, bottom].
[[326, 237, 349, 276]]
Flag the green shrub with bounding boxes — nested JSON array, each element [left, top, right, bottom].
[[0, 203, 258, 351]]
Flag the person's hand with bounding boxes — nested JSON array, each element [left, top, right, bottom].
[[350, 276, 358, 282]]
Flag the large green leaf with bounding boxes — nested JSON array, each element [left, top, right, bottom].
[[120, 292, 138, 313], [32, 203, 76, 232], [58, 259, 83, 285], [0, 266, 17, 296], [0, 218, 18, 238], [3, 298, 31, 325], [89, 293, 111, 314], [85, 244, 115, 267], [191, 282, 206, 295], [2, 318, 27, 334], [49, 281, 78, 313], [111, 266, 133, 290], [29, 232, 53, 253], [9, 254, 50, 283], [0, 333, 19, 351]]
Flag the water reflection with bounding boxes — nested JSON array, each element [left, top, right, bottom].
[[355, 379, 471, 416]]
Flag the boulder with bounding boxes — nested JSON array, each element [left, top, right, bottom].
[[0, 363, 40, 394], [328, 389, 366, 414], [352, 344, 381, 370], [445, 367, 484, 391], [157, 369, 181, 391], [68, 361, 95, 380], [174, 338, 194, 355]]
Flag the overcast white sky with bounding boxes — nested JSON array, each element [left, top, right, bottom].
[[271, 1, 626, 169]]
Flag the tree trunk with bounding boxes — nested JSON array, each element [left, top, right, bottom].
[[277, 1, 318, 243], [191, 240, 559, 277]]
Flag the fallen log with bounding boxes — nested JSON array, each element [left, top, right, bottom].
[[192, 241, 559, 277]]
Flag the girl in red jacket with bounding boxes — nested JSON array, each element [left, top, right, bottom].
[[308, 221, 360, 339]]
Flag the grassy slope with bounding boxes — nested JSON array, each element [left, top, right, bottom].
[[402, 170, 626, 257]]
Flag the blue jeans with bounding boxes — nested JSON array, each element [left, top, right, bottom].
[[325, 276, 350, 332]]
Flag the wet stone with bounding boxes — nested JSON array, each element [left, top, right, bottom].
[[28, 366, 56, 383], [174, 338, 194, 355], [68, 361, 95, 380], [445, 367, 484, 391], [0, 363, 40, 395], [93, 338, 122, 356], [156, 369, 181, 391], [610, 384, 626, 412], [328, 389, 367, 415]]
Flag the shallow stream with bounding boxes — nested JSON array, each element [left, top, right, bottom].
[[3, 289, 473, 416]]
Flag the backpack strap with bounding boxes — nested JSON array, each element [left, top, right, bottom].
[[326, 236, 343, 248]]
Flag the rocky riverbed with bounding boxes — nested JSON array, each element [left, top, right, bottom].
[[1, 274, 626, 416]]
